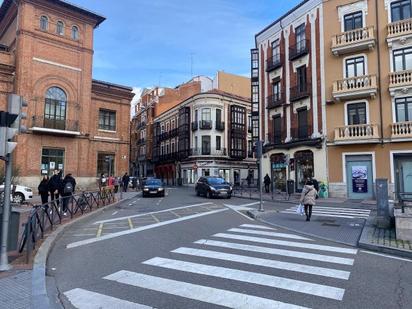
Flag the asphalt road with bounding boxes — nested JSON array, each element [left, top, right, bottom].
[[47, 187, 412, 309]]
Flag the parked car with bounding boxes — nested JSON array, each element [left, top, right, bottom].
[[0, 184, 33, 204], [195, 176, 232, 199], [142, 178, 165, 197]]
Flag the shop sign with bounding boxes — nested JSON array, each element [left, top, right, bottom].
[[272, 163, 287, 169], [49, 161, 55, 169], [352, 166, 368, 193]]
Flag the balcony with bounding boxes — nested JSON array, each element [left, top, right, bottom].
[[158, 132, 169, 141], [387, 18, 412, 44], [30, 116, 80, 136], [389, 70, 412, 94], [199, 120, 212, 130], [289, 39, 309, 61], [160, 152, 179, 162], [332, 75, 377, 101], [191, 121, 198, 131], [290, 83, 311, 102], [190, 148, 227, 156], [266, 94, 285, 109], [267, 133, 283, 145], [391, 121, 412, 140], [215, 121, 225, 131], [266, 54, 283, 72], [169, 128, 178, 137], [334, 123, 380, 144], [291, 125, 312, 141], [137, 138, 146, 145], [331, 26, 375, 56]]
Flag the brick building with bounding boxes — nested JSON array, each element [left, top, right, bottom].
[[253, 0, 326, 193], [0, 0, 134, 189]]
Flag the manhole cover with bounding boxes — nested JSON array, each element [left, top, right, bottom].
[[321, 222, 341, 227]]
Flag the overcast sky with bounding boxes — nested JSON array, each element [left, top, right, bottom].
[[58, 0, 301, 89]]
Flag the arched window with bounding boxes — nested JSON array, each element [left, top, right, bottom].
[[56, 21, 64, 35], [40, 16, 48, 31], [44, 87, 67, 130], [71, 25, 79, 40]]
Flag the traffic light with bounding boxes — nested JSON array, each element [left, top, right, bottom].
[[7, 94, 27, 133], [0, 94, 27, 158]]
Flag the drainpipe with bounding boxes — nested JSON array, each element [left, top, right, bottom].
[[375, 0, 384, 145]]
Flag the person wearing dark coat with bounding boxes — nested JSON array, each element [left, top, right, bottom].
[[122, 173, 130, 192], [38, 176, 49, 205], [264, 174, 271, 193], [48, 170, 62, 205], [60, 173, 76, 215]]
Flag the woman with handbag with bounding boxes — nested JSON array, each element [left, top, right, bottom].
[[300, 179, 318, 221]]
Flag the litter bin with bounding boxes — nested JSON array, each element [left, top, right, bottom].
[[287, 180, 295, 195], [0, 207, 21, 252]]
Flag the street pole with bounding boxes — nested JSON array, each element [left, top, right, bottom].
[[257, 140, 264, 212], [0, 153, 13, 271]]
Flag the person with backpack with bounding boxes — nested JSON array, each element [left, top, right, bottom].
[[48, 170, 62, 206], [264, 174, 271, 193], [38, 176, 49, 205], [60, 173, 76, 216], [300, 179, 318, 222]]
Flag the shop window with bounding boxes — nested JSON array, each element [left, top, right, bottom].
[[41, 148, 64, 176], [97, 153, 115, 176], [295, 150, 314, 192]]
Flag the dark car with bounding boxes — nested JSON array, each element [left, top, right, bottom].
[[195, 176, 232, 199], [142, 178, 165, 197]]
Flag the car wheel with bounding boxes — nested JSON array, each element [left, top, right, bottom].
[[227, 195, 231, 199], [207, 191, 213, 199], [13, 192, 25, 204], [161, 191, 165, 197]]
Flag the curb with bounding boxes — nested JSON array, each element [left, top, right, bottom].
[[358, 216, 412, 259], [247, 210, 361, 247], [31, 193, 138, 309]]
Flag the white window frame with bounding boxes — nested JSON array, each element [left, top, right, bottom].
[[342, 54, 368, 78], [344, 100, 370, 126]]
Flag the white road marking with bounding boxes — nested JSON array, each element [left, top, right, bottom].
[[172, 247, 350, 279], [64, 288, 151, 309], [213, 233, 358, 254], [309, 206, 370, 213], [112, 211, 118, 216], [286, 208, 371, 216], [240, 224, 276, 230], [94, 202, 215, 224], [360, 250, 412, 262], [227, 228, 312, 241], [195, 239, 354, 265], [104, 271, 309, 309], [67, 209, 227, 249], [132, 201, 137, 204], [72, 234, 96, 237], [143, 257, 345, 300], [281, 210, 369, 219], [235, 201, 261, 207], [224, 204, 254, 221]]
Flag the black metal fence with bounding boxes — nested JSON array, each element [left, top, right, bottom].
[[18, 190, 115, 262]]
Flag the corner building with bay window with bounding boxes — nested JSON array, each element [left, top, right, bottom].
[[0, 0, 133, 188]]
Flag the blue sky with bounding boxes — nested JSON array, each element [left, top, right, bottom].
[[65, 0, 301, 89]]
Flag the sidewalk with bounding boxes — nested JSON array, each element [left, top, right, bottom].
[[0, 190, 139, 309], [359, 216, 412, 258], [234, 188, 377, 208]]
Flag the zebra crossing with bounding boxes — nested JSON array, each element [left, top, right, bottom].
[[64, 223, 358, 309], [281, 205, 371, 219]]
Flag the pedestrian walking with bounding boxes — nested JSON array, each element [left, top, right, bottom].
[[60, 173, 76, 216], [108, 174, 115, 191], [113, 176, 119, 193], [48, 170, 62, 206], [246, 174, 252, 188], [99, 173, 107, 191], [299, 179, 318, 222], [122, 172, 130, 192], [38, 176, 49, 205], [264, 174, 271, 193]]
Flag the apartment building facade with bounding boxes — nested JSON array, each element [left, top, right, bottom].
[[131, 81, 202, 178], [325, 0, 412, 199], [0, 0, 133, 188], [253, 0, 326, 193], [152, 90, 255, 185]]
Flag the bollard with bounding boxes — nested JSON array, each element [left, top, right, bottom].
[[376, 179, 392, 228]]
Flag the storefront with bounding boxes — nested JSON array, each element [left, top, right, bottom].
[[270, 153, 287, 192], [294, 150, 314, 192]]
